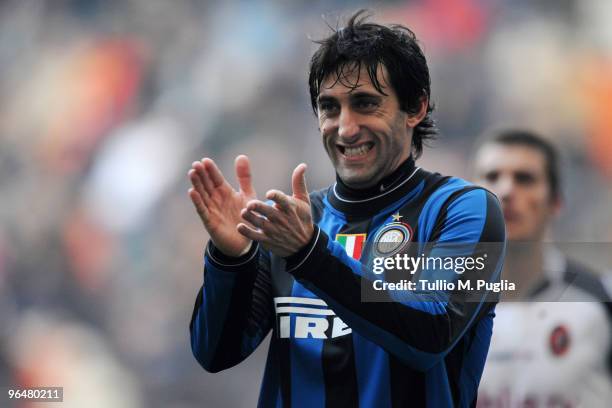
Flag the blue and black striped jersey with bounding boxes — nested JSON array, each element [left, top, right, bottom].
[[190, 159, 506, 407]]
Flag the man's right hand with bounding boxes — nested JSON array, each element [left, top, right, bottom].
[[188, 155, 256, 257]]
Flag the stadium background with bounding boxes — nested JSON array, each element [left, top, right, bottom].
[[0, 0, 611, 407]]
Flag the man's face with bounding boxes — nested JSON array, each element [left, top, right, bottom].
[[474, 143, 560, 241], [316, 65, 415, 189]]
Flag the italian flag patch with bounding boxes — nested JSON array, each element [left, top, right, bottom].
[[335, 233, 367, 260]]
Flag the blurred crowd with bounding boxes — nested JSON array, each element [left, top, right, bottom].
[[0, 0, 611, 407]]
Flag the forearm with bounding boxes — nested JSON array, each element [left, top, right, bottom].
[[285, 226, 501, 371], [190, 242, 271, 372]]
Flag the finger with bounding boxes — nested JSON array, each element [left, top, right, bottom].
[[189, 168, 210, 202], [202, 158, 226, 188], [246, 200, 282, 222], [237, 223, 267, 242], [291, 163, 310, 203], [188, 188, 209, 220], [193, 161, 215, 194], [235, 155, 255, 197], [265, 190, 293, 213], [241, 208, 270, 230]]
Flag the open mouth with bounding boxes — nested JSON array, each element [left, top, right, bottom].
[[337, 142, 374, 158]]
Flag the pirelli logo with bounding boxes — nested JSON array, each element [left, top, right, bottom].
[[274, 297, 352, 339]]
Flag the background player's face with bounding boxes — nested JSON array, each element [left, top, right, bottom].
[[316, 65, 414, 189], [474, 143, 560, 241]]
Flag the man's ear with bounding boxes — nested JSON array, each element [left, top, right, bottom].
[[405, 96, 428, 129]]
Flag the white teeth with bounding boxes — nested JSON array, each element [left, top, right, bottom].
[[344, 144, 372, 157]]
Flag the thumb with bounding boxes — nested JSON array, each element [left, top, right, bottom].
[[235, 155, 255, 197], [292, 163, 310, 203]]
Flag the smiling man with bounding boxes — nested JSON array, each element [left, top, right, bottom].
[[189, 11, 505, 407], [316, 63, 417, 189]]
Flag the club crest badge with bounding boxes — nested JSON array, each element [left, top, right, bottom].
[[373, 213, 413, 257], [549, 325, 570, 356], [335, 233, 367, 260]]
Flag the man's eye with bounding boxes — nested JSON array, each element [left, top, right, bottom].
[[484, 172, 498, 183], [355, 100, 377, 110], [514, 172, 536, 185], [319, 102, 339, 114]]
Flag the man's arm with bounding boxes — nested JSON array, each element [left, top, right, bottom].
[[190, 242, 273, 373], [241, 176, 505, 371], [286, 188, 504, 371], [187, 155, 273, 372]]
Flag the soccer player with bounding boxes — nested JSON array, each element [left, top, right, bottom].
[[189, 11, 505, 407], [473, 129, 612, 407]]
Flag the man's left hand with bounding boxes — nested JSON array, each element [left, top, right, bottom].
[[237, 163, 314, 257]]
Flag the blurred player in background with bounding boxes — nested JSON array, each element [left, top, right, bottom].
[[473, 129, 612, 407]]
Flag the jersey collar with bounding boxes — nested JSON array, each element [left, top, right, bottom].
[[327, 157, 425, 216]]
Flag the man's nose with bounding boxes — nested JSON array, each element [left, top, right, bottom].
[[338, 109, 360, 140], [496, 177, 515, 202]]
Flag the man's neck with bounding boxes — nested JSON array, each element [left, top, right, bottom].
[[335, 156, 416, 200], [501, 241, 546, 301]]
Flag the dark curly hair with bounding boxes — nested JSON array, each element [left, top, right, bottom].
[[308, 10, 436, 159]]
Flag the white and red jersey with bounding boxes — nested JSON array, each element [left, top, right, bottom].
[[478, 250, 612, 407]]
